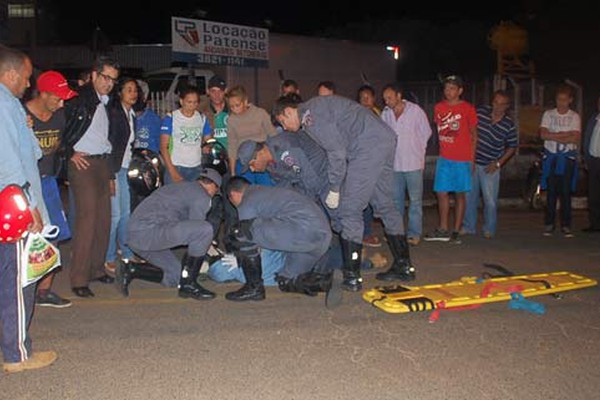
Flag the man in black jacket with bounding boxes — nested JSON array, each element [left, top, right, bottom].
[[61, 57, 120, 298]]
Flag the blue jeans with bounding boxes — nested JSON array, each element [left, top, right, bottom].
[[106, 168, 134, 262], [392, 170, 424, 238], [463, 164, 500, 236], [544, 158, 575, 229], [207, 243, 372, 286], [208, 249, 284, 286]]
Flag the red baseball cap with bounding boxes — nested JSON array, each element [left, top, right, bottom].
[[37, 71, 78, 100]]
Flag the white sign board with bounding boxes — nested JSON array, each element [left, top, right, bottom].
[[172, 17, 269, 68]]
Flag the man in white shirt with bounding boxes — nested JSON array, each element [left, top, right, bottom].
[[539, 84, 581, 238], [380, 83, 432, 246]]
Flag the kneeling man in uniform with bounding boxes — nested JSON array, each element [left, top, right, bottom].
[[225, 177, 337, 304], [116, 168, 221, 300]]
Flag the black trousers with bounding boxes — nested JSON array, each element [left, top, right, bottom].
[[588, 157, 600, 229]]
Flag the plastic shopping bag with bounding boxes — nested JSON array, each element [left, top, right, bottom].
[[19, 232, 61, 288]]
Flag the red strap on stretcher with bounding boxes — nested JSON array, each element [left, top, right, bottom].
[[429, 282, 524, 323]]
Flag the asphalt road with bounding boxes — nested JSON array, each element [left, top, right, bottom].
[[3, 208, 600, 400]]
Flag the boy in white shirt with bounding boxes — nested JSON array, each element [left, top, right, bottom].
[[539, 85, 581, 237]]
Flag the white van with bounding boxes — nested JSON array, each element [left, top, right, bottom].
[[143, 67, 214, 116]]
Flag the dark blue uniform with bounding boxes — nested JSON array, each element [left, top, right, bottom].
[[237, 185, 331, 278], [298, 95, 404, 243], [128, 182, 213, 286], [265, 132, 328, 202]]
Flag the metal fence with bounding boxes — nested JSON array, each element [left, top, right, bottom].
[[148, 91, 176, 118]]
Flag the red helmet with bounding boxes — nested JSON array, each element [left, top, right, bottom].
[[0, 185, 33, 243]]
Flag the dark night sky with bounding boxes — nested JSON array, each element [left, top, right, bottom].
[[43, 0, 600, 88], [50, 1, 525, 43]]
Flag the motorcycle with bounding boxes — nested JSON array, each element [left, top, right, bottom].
[[523, 152, 546, 210]]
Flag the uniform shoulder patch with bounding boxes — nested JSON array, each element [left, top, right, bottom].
[[280, 150, 301, 173], [280, 150, 295, 166]]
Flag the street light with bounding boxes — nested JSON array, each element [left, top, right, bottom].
[[386, 45, 400, 60]]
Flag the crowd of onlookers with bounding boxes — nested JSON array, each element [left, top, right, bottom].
[[2, 41, 600, 373]]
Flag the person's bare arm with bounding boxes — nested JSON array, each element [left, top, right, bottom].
[[470, 125, 478, 171], [470, 126, 478, 162], [485, 147, 517, 174], [540, 127, 580, 144], [28, 207, 43, 234], [228, 124, 239, 177], [160, 134, 182, 183]]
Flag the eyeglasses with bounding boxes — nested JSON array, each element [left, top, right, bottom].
[[98, 72, 118, 84]]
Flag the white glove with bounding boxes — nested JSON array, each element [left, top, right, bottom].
[[325, 191, 340, 209], [222, 253, 239, 271]]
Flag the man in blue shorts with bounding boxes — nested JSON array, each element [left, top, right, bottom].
[[425, 76, 478, 244]]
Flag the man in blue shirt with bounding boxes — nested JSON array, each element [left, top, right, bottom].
[[462, 90, 517, 238], [0, 45, 57, 373]]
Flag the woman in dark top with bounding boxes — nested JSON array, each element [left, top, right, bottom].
[[105, 78, 139, 274]]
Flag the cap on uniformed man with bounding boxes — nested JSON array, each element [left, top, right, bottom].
[[198, 167, 222, 188], [237, 140, 260, 173]]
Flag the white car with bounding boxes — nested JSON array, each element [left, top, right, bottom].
[[143, 67, 214, 116]]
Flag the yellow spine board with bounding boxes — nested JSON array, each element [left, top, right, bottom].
[[362, 271, 597, 314]]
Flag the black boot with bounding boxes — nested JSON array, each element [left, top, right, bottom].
[[376, 234, 416, 281], [178, 255, 216, 300], [276, 272, 333, 297], [115, 259, 164, 297], [340, 238, 363, 292], [225, 253, 265, 301]]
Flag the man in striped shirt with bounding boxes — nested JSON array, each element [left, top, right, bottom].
[[462, 90, 517, 238]]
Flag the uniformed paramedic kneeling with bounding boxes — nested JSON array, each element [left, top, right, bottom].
[[224, 177, 339, 305], [115, 168, 222, 300]]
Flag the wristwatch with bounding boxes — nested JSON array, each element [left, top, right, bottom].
[[495, 161, 501, 168]]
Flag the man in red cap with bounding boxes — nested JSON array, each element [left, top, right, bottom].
[[25, 70, 77, 308]]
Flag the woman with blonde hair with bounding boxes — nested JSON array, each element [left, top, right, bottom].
[[226, 85, 276, 182]]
